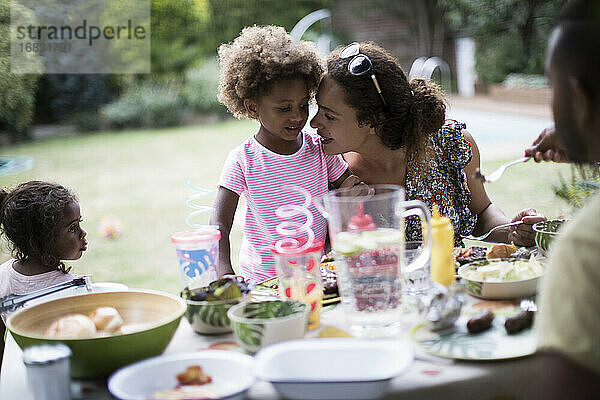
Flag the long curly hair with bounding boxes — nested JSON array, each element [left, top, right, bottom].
[[0, 181, 77, 273], [326, 42, 446, 154], [217, 25, 324, 119]]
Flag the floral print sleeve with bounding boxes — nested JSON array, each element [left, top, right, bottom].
[[405, 120, 477, 247]]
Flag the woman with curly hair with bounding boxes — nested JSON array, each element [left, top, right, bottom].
[[0, 181, 87, 298], [211, 26, 351, 282], [311, 42, 544, 246]]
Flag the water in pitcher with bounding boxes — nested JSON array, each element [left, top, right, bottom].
[[332, 227, 404, 336]]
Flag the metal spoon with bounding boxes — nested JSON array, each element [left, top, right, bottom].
[[476, 156, 531, 183], [464, 221, 524, 241]]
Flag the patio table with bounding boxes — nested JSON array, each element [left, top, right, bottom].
[[0, 296, 543, 400]]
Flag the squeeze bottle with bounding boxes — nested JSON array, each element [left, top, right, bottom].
[[348, 203, 376, 232], [430, 204, 455, 286]]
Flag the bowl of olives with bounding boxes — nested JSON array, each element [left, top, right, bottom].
[[180, 278, 251, 335]]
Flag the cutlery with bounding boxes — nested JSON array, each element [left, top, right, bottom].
[[476, 156, 530, 183], [519, 297, 537, 311], [0, 275, 92, 315], [464, 221, 524, 241]]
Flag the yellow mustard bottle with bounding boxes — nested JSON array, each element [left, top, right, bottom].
[[430, 204, 455, 286]]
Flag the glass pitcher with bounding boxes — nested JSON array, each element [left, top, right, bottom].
[[316, 184, 431, 337]]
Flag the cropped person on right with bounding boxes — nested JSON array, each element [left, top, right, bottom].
[[524, 0, 600, 398]]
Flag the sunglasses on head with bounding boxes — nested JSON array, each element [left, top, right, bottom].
[[339, 42, 388, 110]]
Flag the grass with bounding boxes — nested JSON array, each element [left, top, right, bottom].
[[0, 120, 574, 295]]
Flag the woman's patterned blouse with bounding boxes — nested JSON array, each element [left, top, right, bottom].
[[405, 120, 477, 246]]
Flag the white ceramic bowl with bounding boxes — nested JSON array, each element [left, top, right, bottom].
[[227, 300, 308, 353], [255, 338, 414, 400], [108, 351, 255, 400], [458, 259, 545, 300]]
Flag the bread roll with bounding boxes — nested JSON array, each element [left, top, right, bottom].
[[45, 314, 97, 338], [118, 322, 152, 335], [88, 306, 124, 332]]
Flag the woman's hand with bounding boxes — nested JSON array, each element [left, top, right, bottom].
[[507, 208, 546, 247], [524, 126, 569, 163]]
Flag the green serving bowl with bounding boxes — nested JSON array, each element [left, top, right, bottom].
[[185, 295, 249, 335], [228, 300, 308, 354], [533, 219, 566, 256], [7, 290, 186, 379]]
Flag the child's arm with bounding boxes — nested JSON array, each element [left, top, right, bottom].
[[210, 187, 239, 277]]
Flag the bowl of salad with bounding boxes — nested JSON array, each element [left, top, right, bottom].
[[533, 219, 566, 256], [458, 258, 546, 299]]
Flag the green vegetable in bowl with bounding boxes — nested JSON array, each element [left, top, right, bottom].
[[243, 300, 305, 319], [181, 278, 250, 302]]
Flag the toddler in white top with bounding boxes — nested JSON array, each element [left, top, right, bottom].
[[0, 181, 87, 298], [211, 26, 351, 282]]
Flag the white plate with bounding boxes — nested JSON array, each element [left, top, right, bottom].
[[255, 338, 414, 400], [411, 309, 537, 361], [108, 351, 255, 400]]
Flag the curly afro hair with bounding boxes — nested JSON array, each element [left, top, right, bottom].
[[217, 25, 324, 119], [0, 181, 77, 273], [326, 42, 446, 153]]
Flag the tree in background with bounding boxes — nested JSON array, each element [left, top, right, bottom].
[[151, 0, 213, 78], [440, 0, 566, 85], [150, 0, 330, 79], [5, 0, 334, 135], [0, 1, 41, 142], [208, 0, 330, 48]]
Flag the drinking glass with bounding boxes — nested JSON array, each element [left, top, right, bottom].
[[171, 227, 220, 288], [403, 241, 433, 295], [272, 237, 324, 330]]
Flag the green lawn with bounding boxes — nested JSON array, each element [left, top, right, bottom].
[[0, 120, 573, 295]]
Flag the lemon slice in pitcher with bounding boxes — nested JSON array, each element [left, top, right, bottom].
[[360, 228, 403, 246], [332, 232, 361, 256]]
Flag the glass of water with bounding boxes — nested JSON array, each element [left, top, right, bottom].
[[403, 241, 433, 296]]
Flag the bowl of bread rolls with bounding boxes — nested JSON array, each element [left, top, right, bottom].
[[6, 290, 186, 378]]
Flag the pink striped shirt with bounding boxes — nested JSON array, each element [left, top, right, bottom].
[[218, 130, 348, 283]]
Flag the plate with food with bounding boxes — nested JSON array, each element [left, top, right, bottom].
[[411, 302, 537, 361], [108, 351, 255, 400], [453, 243, 539, 268], [255, 262, 340, 306], [458, 257, 546, 299]]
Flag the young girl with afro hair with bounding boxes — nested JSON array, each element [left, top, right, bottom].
[[211, 26, 352, 282], [0, 181, 87, 298]]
